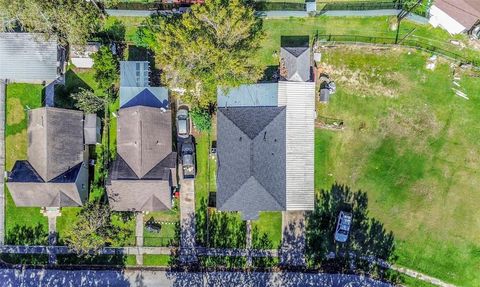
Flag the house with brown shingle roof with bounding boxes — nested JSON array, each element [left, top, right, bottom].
[[6, 107, 91, 207], [429, 0, 480, 35], [106, 62, 176, 212]]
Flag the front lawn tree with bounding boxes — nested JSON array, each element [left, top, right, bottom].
[[64, 202, 119, 255], [0, 0, 101, 45], [137, 0, 264, 107]]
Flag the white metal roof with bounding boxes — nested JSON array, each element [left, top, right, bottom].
[[0, 33, 59, 83], [278, 81, 315, 211]]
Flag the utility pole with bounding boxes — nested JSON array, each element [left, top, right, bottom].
[[395, 0, 423, 44]]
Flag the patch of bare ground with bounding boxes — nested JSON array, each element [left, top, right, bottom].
[[378, 105, 440, 152], [320, 61, 406, 98], [6, 98, 25, 125]]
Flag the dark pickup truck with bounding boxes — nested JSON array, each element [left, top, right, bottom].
[[181, 137, 196, 179]]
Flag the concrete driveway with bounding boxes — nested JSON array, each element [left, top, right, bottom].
[[179, 169, 196, 263]]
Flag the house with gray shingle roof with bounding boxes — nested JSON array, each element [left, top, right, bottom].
[[216, 41, 315, 220], [280, 46, 311, 82], [6, 108, 92, 207], [107, 62, 176, 212], [0, 33, 64, 84]]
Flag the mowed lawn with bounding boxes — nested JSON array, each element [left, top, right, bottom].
[[314, 46, 480, 286], [5, 84, 47, 240]]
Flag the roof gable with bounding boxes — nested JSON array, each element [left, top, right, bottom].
[[27, 108, 85, 182], [122, 87, 169, 109], [220, 106, 285, 139], [280, 47, 311, 82], [220, 176, 284, 220], [117, 106, 173, 178], [216, 107, 287, 218]]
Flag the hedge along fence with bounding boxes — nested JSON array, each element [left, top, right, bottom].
[[316, 34, 480, 67]]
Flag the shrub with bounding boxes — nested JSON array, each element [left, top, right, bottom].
[[191, 108, 212, 132]]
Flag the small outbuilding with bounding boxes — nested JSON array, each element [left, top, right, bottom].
[[70, 42, 100, 69], [84, 114, 101, 145], [0, 33, 64, 84]]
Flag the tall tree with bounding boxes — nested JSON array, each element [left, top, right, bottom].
[[92, 46, 119, 92], [71, 88, 107, 114], [137, 0, 264, 107], [0, 0, 101, 45], [64, 202, 119, 255]]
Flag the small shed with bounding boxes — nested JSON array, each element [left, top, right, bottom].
[[70, 42, 100, 69], [84, 114, 101, 145]]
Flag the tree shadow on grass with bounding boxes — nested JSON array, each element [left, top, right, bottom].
[[54, 69, 92, 109], [0, 224, 48, 265], [305, 183, 398, 281]]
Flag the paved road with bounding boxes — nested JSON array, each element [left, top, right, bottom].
[[0, 80, 5, 245], [0, 268, 392, 287]]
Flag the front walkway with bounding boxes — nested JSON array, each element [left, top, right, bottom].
[[135, 213, 144, 265]]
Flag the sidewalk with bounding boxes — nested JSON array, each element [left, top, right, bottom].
[[0, 80, 5, 245]]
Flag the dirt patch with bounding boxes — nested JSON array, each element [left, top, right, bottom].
[[320, 63, 401, 98], [410, 179, 440, 202], [6, 98, 25, 125], [379, 105, 440, 152]]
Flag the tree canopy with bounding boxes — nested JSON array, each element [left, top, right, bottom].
[[92, 46, 119, 92], [64, 202, 120, 255], [0, 0, 101, 45], [136, 0, 264, 107], [71, 88, 107, 114]]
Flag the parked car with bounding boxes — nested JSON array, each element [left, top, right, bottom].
[[334, 211, 352, 243], [177, 106, 190, 138], [181, 137, 196, 179]]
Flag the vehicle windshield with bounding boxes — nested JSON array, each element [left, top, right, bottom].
[[178, 120, 187, 135], [183, 154, 193, 165]]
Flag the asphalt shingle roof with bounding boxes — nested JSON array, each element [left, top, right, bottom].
[[27, 108, 85, 182], [216, 107, 287, 220], [107, 106, 176, 212], [280, 47, 311, 82]]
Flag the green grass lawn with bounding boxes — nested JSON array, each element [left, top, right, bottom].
[[400, 275, 438, 287], [5, 83, 47, 243], [143, 254, 171, 266], [194, 131, 216, 210], [314, 46, 480, 286], [144, 222, 177, 247], [252, 212, 282, 248], [257, 16, 477, 67]]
